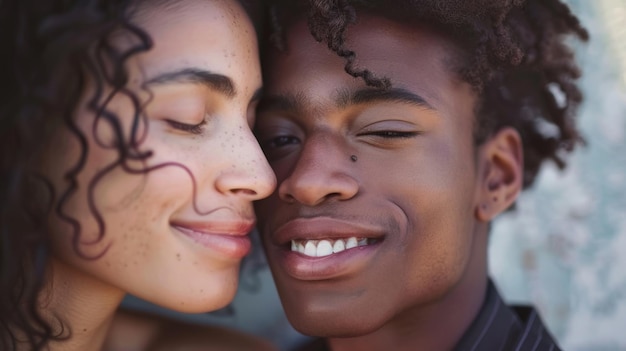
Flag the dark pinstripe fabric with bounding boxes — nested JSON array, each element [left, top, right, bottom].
[[453, 280, 561, 351], [296, 280, 561, 351]]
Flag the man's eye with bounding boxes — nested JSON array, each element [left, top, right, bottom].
[[267, 135, 300, 148], [165, 119, 207, 135], [364, 131, 418, 138]]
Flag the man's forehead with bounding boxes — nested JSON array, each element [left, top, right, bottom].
[[262, 11, 475, 116]]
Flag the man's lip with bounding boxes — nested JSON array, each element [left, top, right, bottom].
[[276, 244, 380, 280], [170, 220, 255, 236], [272, 217, 385, 245]]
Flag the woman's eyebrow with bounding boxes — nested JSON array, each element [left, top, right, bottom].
[[145, 67, 236, 98]]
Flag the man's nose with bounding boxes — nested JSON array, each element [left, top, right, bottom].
[[278, 132, 358, 206]]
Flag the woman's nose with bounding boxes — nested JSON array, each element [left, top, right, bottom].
[[214, 125, 276, 201]]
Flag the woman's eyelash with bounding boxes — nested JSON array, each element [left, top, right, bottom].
[[165, 119, 207, 134]]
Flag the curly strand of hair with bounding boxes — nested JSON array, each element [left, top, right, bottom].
[[119, 160, 217, 217], [488, 1, 524, 65], [514, 4, 563, 180], [8, 2, 153, 346], [0, 0, 157, 349], [1, 179, 54, 347], [54, 62, 90, 258], [81, 163, 119, 255], [59, 16, 153, 259], [86, 93, 151, 258], [308, 0, 391, 88], [25, 176, 58, 347], [463, 23, 493, 91], [121, 86, 153, 154], [532, 1, 584, 152], [543, 0, 588, 41], [80, 88, 150, 258]]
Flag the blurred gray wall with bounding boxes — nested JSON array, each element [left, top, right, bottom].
[[489, 1, 626, 350]]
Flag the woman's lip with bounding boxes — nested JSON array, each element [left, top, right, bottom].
[[171, 220, 255, 236], [171, 220, 255, 259], [272, 217, 385, 245]]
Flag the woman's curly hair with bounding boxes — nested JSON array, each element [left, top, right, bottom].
[[268, 0, 588, 188], [0, 0, 265, 348], [0, 0, 155, 349]]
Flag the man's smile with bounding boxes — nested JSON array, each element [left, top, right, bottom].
[[290, 237, 376, 257]]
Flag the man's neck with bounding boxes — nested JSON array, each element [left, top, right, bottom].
[[327, 275, 487, 351], [327, 229, 490, 351]]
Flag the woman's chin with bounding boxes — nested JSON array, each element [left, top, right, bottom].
[[140, 279, 238, 314]]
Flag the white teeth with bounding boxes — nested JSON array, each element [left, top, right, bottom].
[[290, 236, 372, 257], [304, 241, 317, 256], [316, 240, 333, 257], [332, 240, 345, 253], [346, 237, 358, 249]]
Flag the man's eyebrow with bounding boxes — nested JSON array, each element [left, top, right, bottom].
[[337, 87, 435, 110], [256, 88, 434, 113], [145, 68, 236, 98]]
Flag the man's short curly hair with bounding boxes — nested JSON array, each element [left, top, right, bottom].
[[267, 0, 588, 188]]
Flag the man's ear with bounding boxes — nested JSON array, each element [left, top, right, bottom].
[[475, 127, 524, 222]]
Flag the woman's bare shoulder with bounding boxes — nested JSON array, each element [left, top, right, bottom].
[[105, 309, 277, 351]]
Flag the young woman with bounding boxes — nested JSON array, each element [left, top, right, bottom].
[[0, 0, 277, 349]]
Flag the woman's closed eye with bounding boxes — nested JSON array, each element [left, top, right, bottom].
[[165, 118, 207, 135]]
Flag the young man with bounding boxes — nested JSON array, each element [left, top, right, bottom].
[[254, 1, 588, 350]]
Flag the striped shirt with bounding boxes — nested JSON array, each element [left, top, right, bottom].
[[297, 280, 561, 351], [453, 280, 561, 351]]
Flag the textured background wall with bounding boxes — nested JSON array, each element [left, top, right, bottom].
[[489, 1, 626, 350]]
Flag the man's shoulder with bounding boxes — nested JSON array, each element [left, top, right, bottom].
[[454, 281, 561, 351], [505, 304, 562, 351]]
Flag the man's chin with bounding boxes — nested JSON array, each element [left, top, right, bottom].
[[286, 310, 386, 338]]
